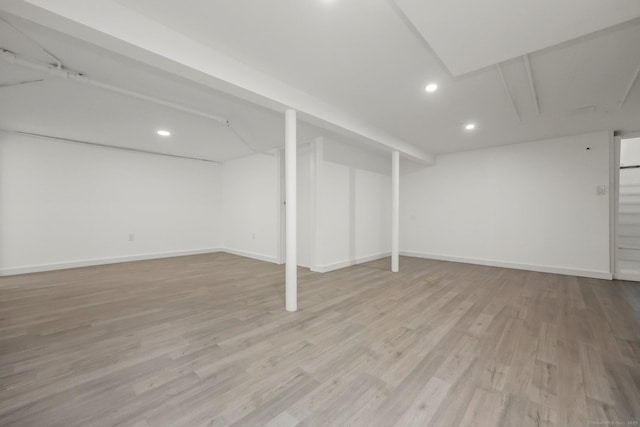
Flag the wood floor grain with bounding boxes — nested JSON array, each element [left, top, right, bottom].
[[1, 254, 639, 426]]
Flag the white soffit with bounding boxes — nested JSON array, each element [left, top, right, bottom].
[[393, 0, 640, 76]]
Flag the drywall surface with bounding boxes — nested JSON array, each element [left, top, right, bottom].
[[401, 131, 612, 279], [313, 138, 391, 272], [0, 132, 222, 275], [620, 137, 640, 167], [222, 152, 280, 263], [297, 147, 312, 268]]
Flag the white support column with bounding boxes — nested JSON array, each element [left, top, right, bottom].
[[391, 151, 400, 272], [285, 109, 298, 311]]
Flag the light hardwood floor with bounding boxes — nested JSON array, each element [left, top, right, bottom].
[[1, 253, 639, 426]]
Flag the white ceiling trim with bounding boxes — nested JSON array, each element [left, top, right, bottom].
[[0, 0, 435, 164]]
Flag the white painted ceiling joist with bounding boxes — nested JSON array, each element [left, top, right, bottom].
[[523, 55, 540, 116], [496, 64, 521, 122], [619, 63, 640, 109], [0, 48, 230, 126], [0, 0, 435, 164]]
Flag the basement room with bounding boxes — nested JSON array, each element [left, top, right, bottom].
[[0, 1, 639, 426]]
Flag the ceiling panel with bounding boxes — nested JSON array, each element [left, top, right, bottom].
[[532, 21, 640, 115], [392, 0, 640, 75]]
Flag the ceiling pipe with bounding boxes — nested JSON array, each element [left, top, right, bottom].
[[0, 48, 230, 126]]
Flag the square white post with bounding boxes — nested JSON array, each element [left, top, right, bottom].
[[392, 151, 400, 272], [285, 109, 297, 311]]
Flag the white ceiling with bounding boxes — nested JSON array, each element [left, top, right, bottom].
[[1, 0, 639, 161], [0, 15, 333, 162], [393, 0, 640, 76]]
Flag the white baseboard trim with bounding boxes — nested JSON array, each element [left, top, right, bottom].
[[613, 272, 640, 282], [3, 248, 610, 281], [310, 252, 390, 273], [400, 251, 613, 280], [0, 248, 223, 277], [222, 248, 279, 264]]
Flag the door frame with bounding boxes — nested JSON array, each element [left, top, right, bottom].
[[612, 130, 640, 281]]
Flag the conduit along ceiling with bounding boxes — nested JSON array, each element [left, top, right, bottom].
[[0, 0, 639, 162]]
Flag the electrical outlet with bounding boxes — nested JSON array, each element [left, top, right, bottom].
[[128, 233, 135, 241], [596, 185, 607, 196], [252, 232, 256, 240]]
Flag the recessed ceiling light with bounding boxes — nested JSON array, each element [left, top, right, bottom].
[[465, 123, 476, 130], [157, 130, 171, 136], [425, 83, 438, 93]]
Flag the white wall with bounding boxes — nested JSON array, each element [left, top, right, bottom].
[[221, 139, 391, 272], [222, 152, 280, 263], [3, 129, 611, 279], [297, 147, 312, 268], [620, 137, 640, 167], [401, 131, 612, 279], [312, 138, 391, 272], [0, 133, 222, 275]]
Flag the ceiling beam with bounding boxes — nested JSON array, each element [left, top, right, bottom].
[[1, 0, 435, 164], [496, 64, 522, 122], [523, 54, 540, 116]]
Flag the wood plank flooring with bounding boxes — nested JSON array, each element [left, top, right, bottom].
[[0, 253, 639, 426]]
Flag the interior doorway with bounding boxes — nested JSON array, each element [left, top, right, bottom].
[[616, 135, 640, 280]]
